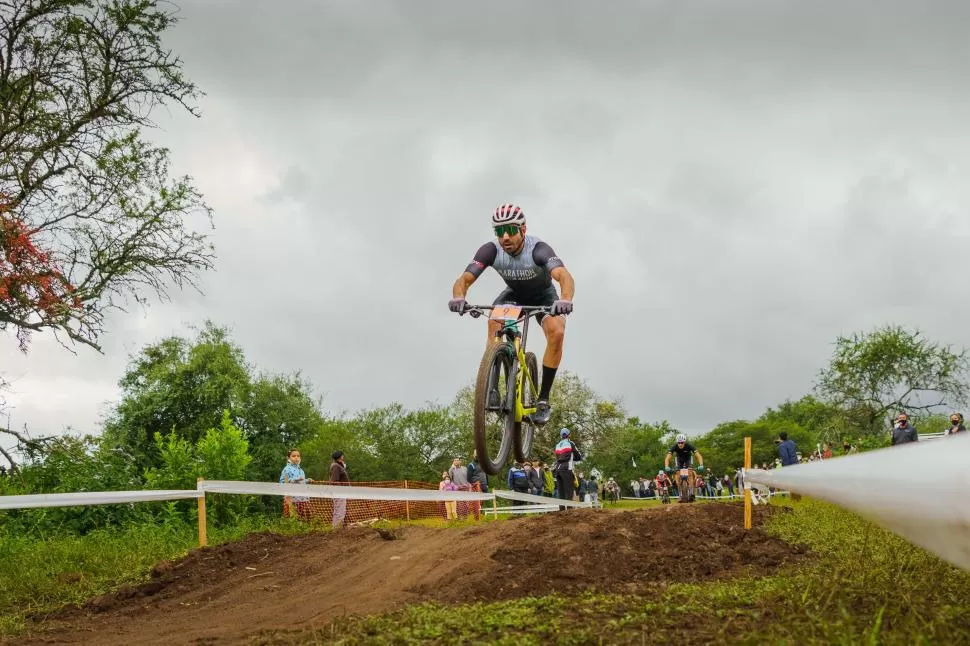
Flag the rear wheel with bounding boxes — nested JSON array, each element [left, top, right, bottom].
[[512, 351, 539, 463], [474, 340, 515, 475]]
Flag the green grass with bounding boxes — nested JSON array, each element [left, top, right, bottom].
[[0, 514, 319, 636], [253, 498, 970, 645], [5, 499, 970, 644]]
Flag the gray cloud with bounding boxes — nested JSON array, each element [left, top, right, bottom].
[[4, 0, 970, 455]]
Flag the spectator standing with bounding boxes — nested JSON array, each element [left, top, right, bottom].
[[329, 450, 350, 528], [449, 457, 470, 488], [586, 472, 599, 506], [439, 471, 458, 519], [946, 412, 966, 436], [507, 461, 530, 505], [540, 462, 555, 497], [526, 460, 542, 496], [776, 432, 800, 501], [467, 451, 489, 493], [449, 456, 472, 517], [279, 448, 314, 521], [891, 412, 919, 445], [553, 427, 582, 511], [777, 432, 798, 466]]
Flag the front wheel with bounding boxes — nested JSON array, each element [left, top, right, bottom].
[[473, 341, 515, 475], [512, 351, 539, 463]]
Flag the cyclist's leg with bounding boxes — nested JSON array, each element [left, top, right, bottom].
[[532, 285, 565, 425]]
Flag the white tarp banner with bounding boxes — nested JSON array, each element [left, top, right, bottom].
[[745, 432, 970, 571], [0, 489, 202, 510], [493, 488, 591, 508], [199, 480, 494, 502]]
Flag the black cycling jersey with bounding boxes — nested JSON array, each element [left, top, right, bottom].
[[668, 442, 697, 468], [464, 235, 565, 299]]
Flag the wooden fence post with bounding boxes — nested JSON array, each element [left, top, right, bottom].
[[743, 436, 752, 530], [197, 477, 208, 547], [404, 480, 411, 522]]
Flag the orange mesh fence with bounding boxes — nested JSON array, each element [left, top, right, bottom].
[[282, 480, 484, 525]]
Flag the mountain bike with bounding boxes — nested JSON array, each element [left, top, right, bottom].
[[658, 483, 671, 505], [460, 304, 549, 475], [676, 467, 696, 503], [606, 485, 620, 504]]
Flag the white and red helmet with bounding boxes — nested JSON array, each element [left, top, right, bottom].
[[492, 203, 526, 227]]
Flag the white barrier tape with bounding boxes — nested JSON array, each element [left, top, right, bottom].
[[487, 505, 563, 515], [0, 489, 202, 510], [492, 489, 592, 508], [199, 480, 494, 502], [745, 431, 970, 571]]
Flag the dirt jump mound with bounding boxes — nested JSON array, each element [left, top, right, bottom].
[[17, 502, 807, 645]]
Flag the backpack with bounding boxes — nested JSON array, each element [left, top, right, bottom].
[[511, 468, 528, 488]]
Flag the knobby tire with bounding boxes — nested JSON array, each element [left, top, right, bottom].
[[473, 340, 515, 475]]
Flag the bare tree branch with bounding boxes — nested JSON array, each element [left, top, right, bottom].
[[0, 0, 215, 353]]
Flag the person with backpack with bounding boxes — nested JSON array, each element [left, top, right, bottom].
[[466, 452, 489, 493], [507, 462, 530, 505], [553, 427, 582, 511]]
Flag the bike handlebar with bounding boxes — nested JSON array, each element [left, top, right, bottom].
[[460, 304, 553, 319]]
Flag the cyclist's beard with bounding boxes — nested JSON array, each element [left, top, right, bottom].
[[501, 237, 525, 255]]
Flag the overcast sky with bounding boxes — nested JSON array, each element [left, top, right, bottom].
[[3, 0, 970, 450]]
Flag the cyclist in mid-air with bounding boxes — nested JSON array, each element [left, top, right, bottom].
[[448, 204, 576, 425], [664, 433, 705, 501]]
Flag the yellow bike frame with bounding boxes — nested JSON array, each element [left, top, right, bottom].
[[486, 303, 545, 426], [510, 333, 538, 423]]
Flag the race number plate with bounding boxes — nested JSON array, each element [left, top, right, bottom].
[[490, 305, 522, 321], [679, 468, 689, 477]]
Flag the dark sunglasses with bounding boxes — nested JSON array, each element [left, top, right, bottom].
[[494, 224, 521, 237]]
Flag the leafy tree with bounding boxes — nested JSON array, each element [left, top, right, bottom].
[[198, 410, 252, 481], [143, 410, 254, 523], [1, 434, 144, 534], [143, 430, 196, 491], [693, 419, 814, 473], [583, 417, 670, 488], [0, 0, 214, 352], [542, 371, 626, 458], [336, 403, 464, 482], [814, 325, 970, 434], [101, 321, 251, 468], [197, 410, 253, 523], [102, 321, 331, 481], [240, 372, 329, 483]]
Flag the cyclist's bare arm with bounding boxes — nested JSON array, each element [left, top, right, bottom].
[[453, 243, 498, 299], [693, 450, 704, 466], [664, 453, 672, 469], [550, 266, 575, 301], [452, 271, 477, 298]]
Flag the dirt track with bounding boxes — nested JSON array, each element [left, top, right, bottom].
[[14, 502, 806, 645]]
